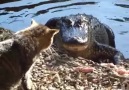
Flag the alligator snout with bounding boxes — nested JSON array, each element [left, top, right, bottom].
[[60, 26, 88, 45], [62, 36, 87, 44]]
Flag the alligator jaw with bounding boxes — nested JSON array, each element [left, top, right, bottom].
[[63, 44, 88, 51]]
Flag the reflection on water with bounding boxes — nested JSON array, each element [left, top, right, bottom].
[[33, 1, 97, 17], [119, 31, 128, 35], [0, 0, 20, 4], [0, 0, 70, 12], [108, 17, 129, 22], [115, 4, 129, 8], [0, 0, 129, 58]]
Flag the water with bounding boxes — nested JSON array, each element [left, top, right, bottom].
[[0, 0, 129, 58]]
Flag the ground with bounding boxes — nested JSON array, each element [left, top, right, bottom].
[[22, 44, 129, 90], [1, 27, 129, 90]]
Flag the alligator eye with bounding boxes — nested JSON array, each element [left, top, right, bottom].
[[75, 20, 82, 27], [66, 19, 72, 25], [62, 18, 72, 26]]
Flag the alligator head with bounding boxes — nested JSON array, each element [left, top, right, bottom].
[[45, 14, 97, 51]]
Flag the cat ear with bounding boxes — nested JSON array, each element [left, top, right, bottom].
[[31, 19, 39, 26]]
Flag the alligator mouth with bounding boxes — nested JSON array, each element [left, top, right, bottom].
[[63, 43, 88, 51]]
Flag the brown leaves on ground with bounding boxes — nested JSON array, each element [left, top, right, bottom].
[[22, 45, 129, 90]]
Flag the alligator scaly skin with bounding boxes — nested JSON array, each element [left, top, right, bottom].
[[45, 14, 125, 64]]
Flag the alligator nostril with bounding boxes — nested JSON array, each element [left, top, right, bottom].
[[75, 20, 82, 27]]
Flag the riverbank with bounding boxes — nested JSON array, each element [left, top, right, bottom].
[[21, 45, 129, 90]]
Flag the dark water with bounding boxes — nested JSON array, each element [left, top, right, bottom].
[[0, 0, 129, 58]]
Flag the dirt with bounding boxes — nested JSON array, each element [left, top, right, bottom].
[[20, 45, 129, 90]]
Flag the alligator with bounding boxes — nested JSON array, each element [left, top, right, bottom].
[[45, 14, 125, 64]]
